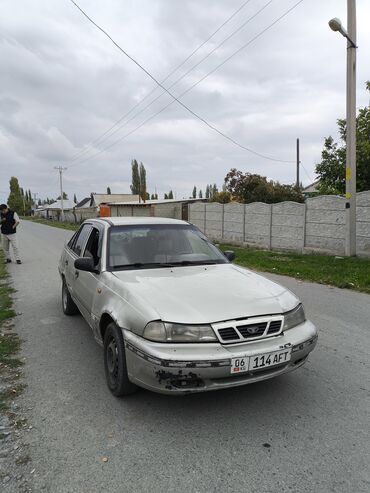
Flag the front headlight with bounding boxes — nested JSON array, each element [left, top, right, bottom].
[[283, 304, 306, 330], [143, 321, 217, 343]]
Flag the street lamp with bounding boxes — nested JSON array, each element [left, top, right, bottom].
[[328, 1, 357, 256]]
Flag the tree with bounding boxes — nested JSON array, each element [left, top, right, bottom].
[[199, 190, 203, 198], [164, 193, 168, 199], [316, 81, 370, 194], [7, 177, 24, 213], [205, 185, 210, 199], [106, 187, 111, 195], [74, 193, 78, 203], [57, 192, 68, 200], [212, 184, 218, 197], [168, 190, 174, 199], [192, 186, 197, 198], [130, 159, 140, 195], [139, 162, 147, 201], [224, 169, 304, 203], [211, 191, 232, 203]]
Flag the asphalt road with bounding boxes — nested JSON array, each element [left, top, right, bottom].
[[7, 220, 370, 492]]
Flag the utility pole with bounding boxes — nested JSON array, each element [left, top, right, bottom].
[[328, 1, 357, 256], [32, 193, 38, 214], [346, 0, 357, 256], [296, 138, 300, 188], [55, 166, 67, 221]]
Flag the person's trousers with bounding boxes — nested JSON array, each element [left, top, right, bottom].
[[1, 233, 21, 261]]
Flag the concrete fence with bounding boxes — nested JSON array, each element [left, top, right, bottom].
[[189, 191, 370, 257], [61, 208, 98, 223]]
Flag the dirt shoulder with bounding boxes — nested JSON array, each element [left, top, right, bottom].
[[0, 252, 33, 492]]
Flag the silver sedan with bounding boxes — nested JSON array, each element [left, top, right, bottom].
[[58, 217, 318, 396]]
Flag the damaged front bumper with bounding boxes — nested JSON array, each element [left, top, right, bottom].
[[123, 321, 318, 395]]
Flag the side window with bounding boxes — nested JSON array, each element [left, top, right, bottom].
[[72, 225, 92, 257], [67, 231, 79, 251], [83, 228, 100, 265]]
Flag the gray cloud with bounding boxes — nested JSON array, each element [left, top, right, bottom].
[[0, 0, 369, 203]]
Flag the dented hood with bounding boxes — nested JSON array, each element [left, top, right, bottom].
[[112, 263, 299, 325]]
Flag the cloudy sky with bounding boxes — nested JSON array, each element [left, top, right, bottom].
[[1, 0, 369, 203]]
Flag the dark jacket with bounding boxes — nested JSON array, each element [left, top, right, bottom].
[[1, 210, 16, 235]]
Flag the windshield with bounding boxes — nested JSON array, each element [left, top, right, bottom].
[[108, 224, 227, 270]]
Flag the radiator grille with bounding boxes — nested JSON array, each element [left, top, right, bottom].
[[213, 316, 284, 344], [218, 327, 240, 341], [268, 320, 282, 334]]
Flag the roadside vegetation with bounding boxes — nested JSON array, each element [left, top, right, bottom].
[[22, 216, 78, 231], [221, 244, 370, 294], [0, 252, 32, 487], [0, 251, 23, 413]]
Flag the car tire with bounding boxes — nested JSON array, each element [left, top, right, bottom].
[[62, 278, 79, 315], [104, 322, 137, 397]]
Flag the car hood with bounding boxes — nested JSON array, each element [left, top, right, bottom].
[[112, 263, 299, 325]]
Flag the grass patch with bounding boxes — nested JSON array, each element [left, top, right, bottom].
[[0, 333, 22, 369], [22, 216, 79, 231], [0, 251, 16, 327], [220, 244, 370, 294], [0, 251, 22, 413]]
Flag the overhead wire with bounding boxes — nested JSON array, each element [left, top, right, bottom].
[[69, 0, 304, 166], [67, 0, 255, 163], [69, 0, 275, 164], [301, 163, 314, 183]]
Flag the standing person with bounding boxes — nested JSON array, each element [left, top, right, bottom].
[[0, 204, 22, 264]]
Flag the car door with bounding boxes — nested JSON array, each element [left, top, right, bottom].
[[64, 224, 92, 304], [72, 226, 103, 327]]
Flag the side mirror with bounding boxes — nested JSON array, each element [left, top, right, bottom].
[[74, 257, 99, 274], [224, 250, 235, 262]]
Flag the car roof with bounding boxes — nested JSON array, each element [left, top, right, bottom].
[[86, 216, 189, 227]]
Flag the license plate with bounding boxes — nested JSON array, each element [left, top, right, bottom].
[[231, 348, 292, 374]]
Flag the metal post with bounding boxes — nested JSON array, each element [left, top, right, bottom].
[[345, 0, 357, 256], [296, 138, 300, 188], [55, 166, 67, 221]]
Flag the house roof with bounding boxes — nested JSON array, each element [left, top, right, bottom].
[[92, 194, 140, 206], [107, 198, 207, 206], [303, 180, 321, 194], [44, 200, 76, 210], [75, 197, 92, 208]]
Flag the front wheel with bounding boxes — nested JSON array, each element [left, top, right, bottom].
[[104, 323, 137, 397], [62, 278, 79, 315]]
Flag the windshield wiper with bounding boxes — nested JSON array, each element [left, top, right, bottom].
[[112, 262, 177, 269], [164, 260, 219, 266], [112, 260, 220, 269]]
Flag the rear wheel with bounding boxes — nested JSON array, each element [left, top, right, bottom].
[[104, 322, 137, 396], [62, 278, 79, 315]]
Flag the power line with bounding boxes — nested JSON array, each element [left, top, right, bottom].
[[69, 0, 304, 166], [89, 0, 274, 162], [68, 0, 272, 164], [70, 0, 296, 164], [301, 163, 314, 183], [68, 0, 255, 163]]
